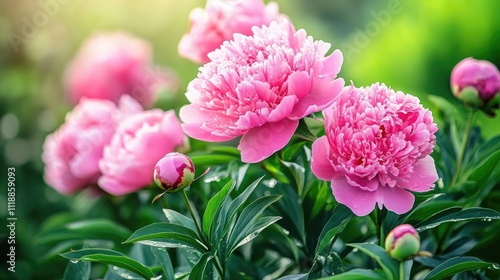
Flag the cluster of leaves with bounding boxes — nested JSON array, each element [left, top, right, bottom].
[[36, 102, 500, 279]]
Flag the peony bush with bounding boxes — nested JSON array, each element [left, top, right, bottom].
[[38, 1, 500, 279]]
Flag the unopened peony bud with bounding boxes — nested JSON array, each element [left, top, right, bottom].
[[385, 224, 420, 261], [451, 57, 500, 115], [154, 153, 195, 193]]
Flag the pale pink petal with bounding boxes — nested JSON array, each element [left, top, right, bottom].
[[238, 118, 299, 163], [378, 187, 415, 214], [311, 136, 336, 181], [321, 49, 343, 75], [399, 155, 438, 192], [331, 176, 377, 216]]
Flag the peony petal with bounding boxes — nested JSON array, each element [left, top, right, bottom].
[[180, 105, 237, 142], [378, 186, 415, 215], [289, 78, 344, 119], [321, 49, 343, 76], [238, 118, 299, 163], [182, 123, 237, 142], [345, 174, 379, 191], [287, 71, 312, 100], [311, 136, 336, 181], [268, 95, 297, 122], [399, 155, 438, 192], [331, 176, 377, 216]]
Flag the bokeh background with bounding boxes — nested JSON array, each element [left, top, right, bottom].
[[1, 0, 499, 279]]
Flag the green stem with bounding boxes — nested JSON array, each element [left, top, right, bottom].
[[180, 189, 204, 242], [399, 261, 405, 280], [451, 109, 475, 187], [180, 190, 225, 279]]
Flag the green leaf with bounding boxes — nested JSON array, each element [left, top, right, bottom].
[[295, 118, 317, 141], [280, 160, 305, 193], [404, 195, 458, 224], [214, 176, 264, 249], [277, 274, 308, 280], [189, 253, 214, 280], [319, 269, 386, 280], [316, 204, 353, 255], [151, 247, 174, 280], [63, 259, 90, 280], [208, 146, 241, 157], [37, 219, 132, 245], [233, 216, 282, 249], [190, 154, 239, 167], [273, 183, 306, 244], [203, 180, 235, 236], [468, 150, 500, 182], [347, 244, 398, 280], [125, 223, 208, 252], [227, 195, 282, 257], [61, 249, 155, 279], [163, 209, 197, 232], [423, 256, 500, 280], [416, 207, 500, 232]]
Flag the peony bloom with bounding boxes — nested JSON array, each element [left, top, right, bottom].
[[451, 57, 500, 115], [311, 83, 438, 216], [178, 0, 283, 64], [180, 20, 344, 163], [154, 153, 195, 193], [42, 96, 142, 195], [385, 224, 420, 261], [98, 110, 186, 195], [65, 31, 176, 107]]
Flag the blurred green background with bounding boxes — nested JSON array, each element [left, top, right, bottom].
[[1, 0, 499, 279]]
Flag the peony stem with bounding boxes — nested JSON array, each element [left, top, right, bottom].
[[451, 109, 475, 187], [400, 261, 405, 280], [180, 189, 204, 242]]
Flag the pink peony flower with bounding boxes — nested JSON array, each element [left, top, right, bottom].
[[178, 0, 283, 64], [311, 83, 438, 216], [98, 110, 186, 195], [42, 96, 142, 195], [180, 20, 344, 163], [65, 32, 176, 107]]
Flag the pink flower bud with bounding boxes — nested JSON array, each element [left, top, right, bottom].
[[451, 57, 500, 114], [153, 153, 195, 193], [385, 224, 420, 261]]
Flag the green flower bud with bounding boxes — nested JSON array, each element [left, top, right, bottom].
[[385, 224, 420, 261]]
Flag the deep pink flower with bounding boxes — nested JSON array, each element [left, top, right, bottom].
[[178, 0, 283, 64], [311, 83, 438, 216], [42, 96, 142, 195], [180, 20, 344, 163], [65, 32, 177, 107], [451, 57, 500, 101], [451, 57, 500, 115], [154, 153, 195, 193], [98, 110, 186, 195]]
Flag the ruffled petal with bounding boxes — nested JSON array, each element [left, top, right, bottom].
[[399, 155, 438, 192]]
